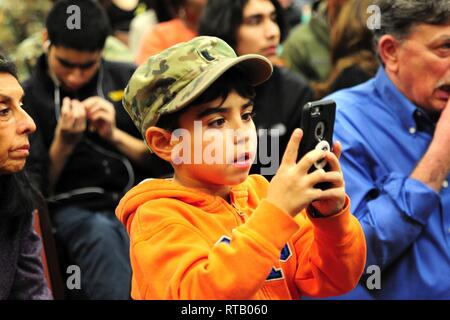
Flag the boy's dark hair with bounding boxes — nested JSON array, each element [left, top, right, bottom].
[[0, 53, 18, 80], [198, 0, 286, 50], [157, 67, 256, 131], [46, 0, 111, 52]]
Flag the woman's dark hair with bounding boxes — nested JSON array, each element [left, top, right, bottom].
[[198, 0, 286, 50], [313, 0, 378, 98], [0, 53, 18, 79], [157, 67, 256, 131], [0, 172, 41, 220], [46, 0, 111, 52]]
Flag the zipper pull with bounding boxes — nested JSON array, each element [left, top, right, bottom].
[[231, 202, 247, 222]]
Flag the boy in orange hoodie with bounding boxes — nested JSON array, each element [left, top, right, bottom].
[[117, 36, 366, 300]]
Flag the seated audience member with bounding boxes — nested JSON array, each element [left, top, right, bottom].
[[151, 0, 178, 22], [0, 0, 53, 56], [13, 32, 134, 82], [199, 0, 314, 179], [281, 0, 347, 82], [313, 0, 378, 98], [128, 0, 159, 56], [23, 0, 169, 300], [12, 0, 134, 82], [0, 54, 52, 300], [116, 36, 366, 299], [328, 0, 450, 299], [135, 0, 207, 64], [278, 0, 302, 33]]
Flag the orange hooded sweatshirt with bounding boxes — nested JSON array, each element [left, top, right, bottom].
[[116, 175, 366, 300]]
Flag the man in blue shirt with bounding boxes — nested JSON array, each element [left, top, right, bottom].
[[327, 0, 450, 299]]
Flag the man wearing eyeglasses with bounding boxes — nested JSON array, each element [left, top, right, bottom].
[[22, 0, 171, 300]]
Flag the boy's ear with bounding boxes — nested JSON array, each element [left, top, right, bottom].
[[145, 127, 173, 162]]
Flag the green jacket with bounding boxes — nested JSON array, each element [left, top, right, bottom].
[[281, 1, 330, 82]]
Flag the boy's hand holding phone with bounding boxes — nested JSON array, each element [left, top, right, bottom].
[[267, 129, 346, 218]]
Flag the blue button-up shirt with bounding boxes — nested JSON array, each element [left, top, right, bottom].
[[326, 67, 450, 299]]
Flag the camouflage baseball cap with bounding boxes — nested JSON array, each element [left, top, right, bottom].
[[122, 36, 273, 140]]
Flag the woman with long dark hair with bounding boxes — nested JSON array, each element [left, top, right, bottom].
[[313, 0, 379, 98], [0, 54, 51, 299]]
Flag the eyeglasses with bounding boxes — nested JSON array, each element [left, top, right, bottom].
[[55, 56, 99, 70]]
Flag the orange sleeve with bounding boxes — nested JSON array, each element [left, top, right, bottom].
[[292, 196, 367, 298], [130, 200, 299, 300]]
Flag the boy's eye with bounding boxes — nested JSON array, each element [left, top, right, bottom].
[[208, 118, 226, 128], [242, 111, 255, 121]]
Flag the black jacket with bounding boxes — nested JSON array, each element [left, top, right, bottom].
[[251, 66, 314, 180], [23, 55, 171, 211]]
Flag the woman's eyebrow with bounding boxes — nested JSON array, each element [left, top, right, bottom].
[[0, 93, 25, 104], [0, 93, 11, 103]]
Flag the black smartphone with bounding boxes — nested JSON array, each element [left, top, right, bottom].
[[297, 99, 336, 190]]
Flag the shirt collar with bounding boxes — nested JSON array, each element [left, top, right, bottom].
[[374, 67, 434, 134]]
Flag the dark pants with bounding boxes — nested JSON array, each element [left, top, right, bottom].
[[52, 206, 131, 300]]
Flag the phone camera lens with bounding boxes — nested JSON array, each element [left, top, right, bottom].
[[315, 122, 325, 140]]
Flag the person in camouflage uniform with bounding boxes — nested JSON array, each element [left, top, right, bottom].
[[0, 0, 53, 56]]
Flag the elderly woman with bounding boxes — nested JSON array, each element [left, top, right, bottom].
[[0, 54, 51, 299]]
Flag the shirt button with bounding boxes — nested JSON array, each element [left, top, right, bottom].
[[443, 180, 449, 189], [409, 127, 417, 134]]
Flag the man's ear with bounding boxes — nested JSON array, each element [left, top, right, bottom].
[[42, 29, 50, 53], [145, 127, 173, 162], [378, 34, 401, 74]]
